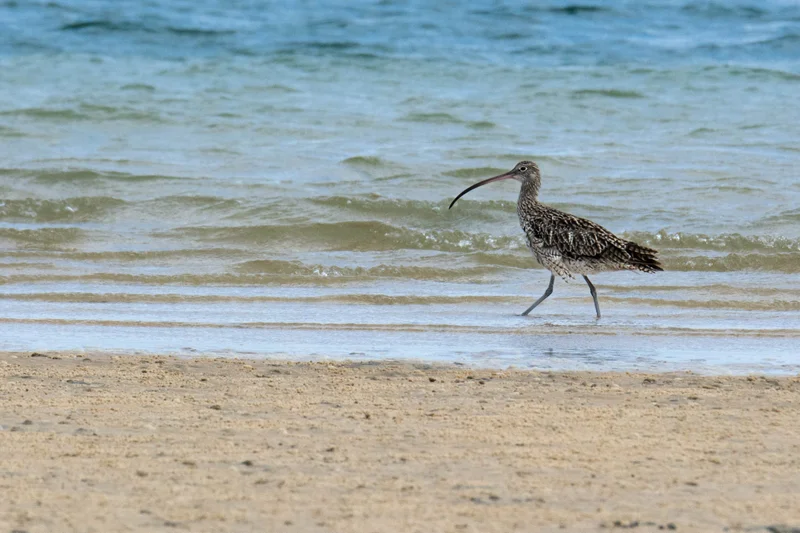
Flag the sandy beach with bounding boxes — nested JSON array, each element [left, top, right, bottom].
[[0, 352, 798, 532]]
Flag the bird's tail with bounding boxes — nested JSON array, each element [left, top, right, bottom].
[[625, 242, 663, 273]]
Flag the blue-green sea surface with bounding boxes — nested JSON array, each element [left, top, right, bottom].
[[1, 1, 799, 373]]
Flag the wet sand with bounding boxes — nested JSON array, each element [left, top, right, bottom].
[[1, 352, 799, 533]]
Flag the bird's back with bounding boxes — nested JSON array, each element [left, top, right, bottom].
[[517, 200, 662, 278]]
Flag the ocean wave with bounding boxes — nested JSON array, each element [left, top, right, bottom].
[[680, 2, 767, 19], [743, 33, 800, 48], [663, 253, 800, 274], [443, 167, 508, 179], [467, 121, 496, 129], [60, 20, 144, 32], [5, 283, 797, 313], [59, 19, 236, 36], [757, 208, 800, 225], [311, 196, 451, 219], [694, 33, 800, 52], [0, 291, 512, 306], [0, 247, 251, 262], [341, 156, 387, 166], [169, 219, 800, 257], [7, 290, 798, 310], [0, 105, 164, 123], [0, 267, 500, 286], [625, 230, 800, 253], [149, 195, 243, 213], [0, 197, 125, 222], [275, 41, 392, 59], [232, 250, 800, 275], [4, 169, 191, 184], [571, 89, 645, 99], [400, 112, 464, 124], [722, 66, 800, 82], [0, 125, 26, 138], [606, 284, 800, 298], [0, 108, 86, 121], [0, 227, 84, 247], [309, 195, 514, 223], [463, 250, 800, 274], [171, 221, 522, 252], [236, 259, 500, 281], [546, 5, 608, 15], [120, 83, 156, 91], [604, 297, 800, 312], [3, 207, 796, 273]]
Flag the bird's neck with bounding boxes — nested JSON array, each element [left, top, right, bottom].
[[519, 175, 541, 204]]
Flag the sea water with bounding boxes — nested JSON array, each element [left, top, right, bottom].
[[1, 0, 799, 373]]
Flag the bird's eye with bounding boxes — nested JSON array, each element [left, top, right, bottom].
[[519, 166, 527, 172]]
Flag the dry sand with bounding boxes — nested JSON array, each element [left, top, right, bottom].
[[1, 351, 799, 533]]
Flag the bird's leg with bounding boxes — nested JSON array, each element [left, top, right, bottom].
[[521, 274, 555, 316], [583, 275, 601, 319]]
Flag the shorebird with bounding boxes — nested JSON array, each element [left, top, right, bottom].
[[449, 161, 662, 319]]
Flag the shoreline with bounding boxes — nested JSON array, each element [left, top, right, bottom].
[[2, 351, 799, 532], [5, 317, 800, 376]]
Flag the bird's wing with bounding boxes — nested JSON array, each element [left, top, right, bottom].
[[528, 208, 628, 260]]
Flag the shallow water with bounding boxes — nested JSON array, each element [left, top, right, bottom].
[[1, 0, 799, 373]]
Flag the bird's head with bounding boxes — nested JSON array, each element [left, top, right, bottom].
[[448, 161, 540, 209]]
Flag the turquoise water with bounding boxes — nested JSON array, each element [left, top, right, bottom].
[[1, 1, 799, 372]]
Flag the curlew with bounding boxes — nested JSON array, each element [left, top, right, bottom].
[[449, 161, 662, 318]]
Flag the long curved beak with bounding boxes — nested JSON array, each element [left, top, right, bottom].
[[448, 172, 515, 209]]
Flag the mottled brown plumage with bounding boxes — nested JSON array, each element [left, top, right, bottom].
[[449, 161, 662, 318]]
